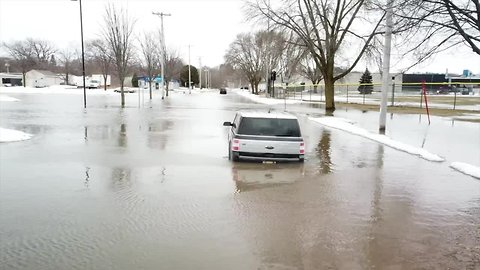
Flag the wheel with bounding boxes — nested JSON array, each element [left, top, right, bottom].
[[232, 152, 239, 162], [299, 157, 304, 163], [228, 143, 232, 160]]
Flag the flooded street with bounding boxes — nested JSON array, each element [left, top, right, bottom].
[[1, 90, 479, 269]]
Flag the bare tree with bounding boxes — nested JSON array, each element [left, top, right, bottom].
[[26, 38, 56, 69], [276, 34, 307, 87], [164, 47, 184, 93], [299, 55, 323, 93], [2, 41, 36, 87], [225, 31, 285, 94], [58, 48, 75, 85], [225, 33, 263, 94], [101, 4, 135, 107], [394, 0, 480, 59], [87, 39, 111, 91], [139, 32, 160, 99], [440, 0, 480, 55], [248, 0, 387, 111]]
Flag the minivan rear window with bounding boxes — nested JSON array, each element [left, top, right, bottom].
[[237, 117, 301, 137]]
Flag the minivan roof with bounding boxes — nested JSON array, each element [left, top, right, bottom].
[[237, 110, 298, 119]]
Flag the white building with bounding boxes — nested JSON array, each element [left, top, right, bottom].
[[0, 73, 23, 86], [71, 74, 111, 87], [25, 70, 63, 87], [90, 74, 111, 86]]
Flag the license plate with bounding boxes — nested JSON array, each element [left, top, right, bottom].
[[263, 161, 276, 164]]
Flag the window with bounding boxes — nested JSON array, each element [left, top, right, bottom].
[[237, 117, 301, 137]]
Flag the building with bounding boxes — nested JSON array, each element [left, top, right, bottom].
[[90, 74, 111, 86], [402, 72, 480, 93], [0, 73, 23, 86], [71, 74, 111, 87], [25, 70, 64, 87]]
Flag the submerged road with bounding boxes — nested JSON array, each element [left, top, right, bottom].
[[1, 89, 479, 269]]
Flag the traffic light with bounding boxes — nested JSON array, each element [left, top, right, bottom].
[[270, 70, 277, 81]]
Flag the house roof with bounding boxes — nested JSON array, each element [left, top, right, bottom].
[[0, 73, 23, 78]]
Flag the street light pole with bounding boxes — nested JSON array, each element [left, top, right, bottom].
[[188, 44, 191, 94], [152, 12, 171, 98], [72, 0, 87, 109], [199, 57, 202, 89], [379, 0, 393, 133]]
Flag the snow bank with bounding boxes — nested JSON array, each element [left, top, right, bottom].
[[450, 162, 480, 179], [0, 127, 33, 142], [233, 89, 301, 105], [0, 95, 19, 102], [310, 117, 445, 162]]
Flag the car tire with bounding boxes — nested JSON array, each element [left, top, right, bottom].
[[228, 143, 232, 160], [299, 158, 304, 163]]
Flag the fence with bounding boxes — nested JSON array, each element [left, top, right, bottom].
[[275, 82, 480, 111]]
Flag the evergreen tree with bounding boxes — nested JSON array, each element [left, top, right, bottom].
[[50, 54, 57, 67], [358, 68, 373, 94], [180, 65, 199, 88], [131, 72, 139, 87]]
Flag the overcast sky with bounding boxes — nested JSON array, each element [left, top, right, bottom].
[[0, 0, 479, 75]]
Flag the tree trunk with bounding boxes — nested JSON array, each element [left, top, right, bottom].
[[22, 72, 26, 87], [324, 75, 335, 112], [312, 82, 318, 94], [149, 81, 152, 100], [166, 80, 169, 97], [120, 80, 125, 108], [103, 75, 107, 91]]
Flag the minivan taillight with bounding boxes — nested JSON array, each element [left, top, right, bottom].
[[299, 142, 305, 154], [232, 139, 240, 151]]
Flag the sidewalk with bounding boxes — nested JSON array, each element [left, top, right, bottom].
[[277, 90, 480, 111]]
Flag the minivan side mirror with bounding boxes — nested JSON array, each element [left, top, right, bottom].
[[223, 121, 233, 127]]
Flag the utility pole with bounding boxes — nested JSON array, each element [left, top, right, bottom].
[[71, 0, 86, 108], [204, 69, 208, 89], [188, 44, 191, 94], [199, 57, 202, 89], [379, 0, 393, 133], [152, 11, 171, 99], [265, 0, 271, 97]]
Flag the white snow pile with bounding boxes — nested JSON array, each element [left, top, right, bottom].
[[310, 117, 445, 162], [0, 95, 19, 102], [450, 162, 480, 179], [233, 89, 302, 105], [0, 127, 33, 142]]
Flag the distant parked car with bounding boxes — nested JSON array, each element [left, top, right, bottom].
[[240, 86, 249, 90], [114, 88, 136, 93], [223, 110, 305, 162], [219, 88, 227, 94], [87, 80, 100, 89], [436, 87, 449, 94], [460, 88, 471, 95]]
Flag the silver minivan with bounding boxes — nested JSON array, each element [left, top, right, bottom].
[[223, 110, 305, 162]]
